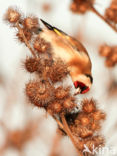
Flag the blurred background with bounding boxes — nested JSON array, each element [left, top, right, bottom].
[[0, 0, 117, 156]]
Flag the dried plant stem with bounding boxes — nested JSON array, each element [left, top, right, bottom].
[[61, 114, 83, 156], [91, 6, 117, 33], [16, 22, 37, 57], [53, 115, 64, 130]]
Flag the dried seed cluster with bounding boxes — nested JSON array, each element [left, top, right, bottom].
[[105, 0, 117, 24], [99, 44, 117, 67], [4, 7, 21, 24], [33, 36, 51, 53], [70, 0, 94, 14], [65, 99, 105, 152], [4, 7, 39, 44]]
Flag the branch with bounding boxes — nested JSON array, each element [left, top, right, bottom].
[[60, 114, 83, 156], [91, 6, 117, 33], [16, 22, 37, 58]]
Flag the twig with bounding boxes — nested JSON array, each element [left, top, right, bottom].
[[60, 114, 83, 156], [16, 22, 37, 57], [53, 115, 64, 130], [91, 6, 117, 33]]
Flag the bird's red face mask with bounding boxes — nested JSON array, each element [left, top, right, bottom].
[[74, 81, 89, 94]]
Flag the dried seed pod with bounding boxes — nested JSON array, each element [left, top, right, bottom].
[[23, 17, 39, 31], [110, 50, 117, 63], [82, 99, 96, 113], [70, 0, 95, 14], [105, 0, 117, 24], [16, 28, 32, 42], [63, 97, 76, 112], [49, 59, 68, 83], [105, 8, 115, 22], [78, 126, 93, 138], [26, 81, 54, 107], [55, 86, 70, 99], [93, 110, 106, 120], [71, 125, 93, 138], [99, 45, 111, 57], [90, 122, 101, 131], [33, 36, 51, 53], [80, 116, 90, 126], [48, 101, 62, 114], [24, 57, 40, 73], [105, 58, 115, 67], [4, 7, 21, 23]]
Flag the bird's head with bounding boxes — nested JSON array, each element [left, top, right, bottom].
[[73, 74, 93, 95]]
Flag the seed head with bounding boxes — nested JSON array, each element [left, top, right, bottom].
[[33, 36, 51, 53], [93, 110, 106, 120], [80, 116, 90, 126], [16, 29, 32, 42], [99, 45, 111, 57], [4, 7, 21, 23], [49, 59, 68, 83], [63, 97, 76, 112], [82, 99, 96, 113], [23, 17, 39, 31], [105, 58, 115, 67], [55, 86, 70, 99], [48, 101, 62, 114], [24, 57, 40, 73], [26, 81, 54, 107]]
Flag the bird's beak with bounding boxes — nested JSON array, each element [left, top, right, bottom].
[[40, 19, 53, 30], [74, 87, 81, 95]]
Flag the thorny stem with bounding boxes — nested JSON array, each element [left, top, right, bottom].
[[61, 114, 83, 156], [91, 6, 117, 33], [16, 22, 37, 58]]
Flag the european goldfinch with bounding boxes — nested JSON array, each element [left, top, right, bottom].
[[39, 19, 93, 94]]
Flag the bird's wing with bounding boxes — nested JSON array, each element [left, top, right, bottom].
[[40, 19, 90, 60]]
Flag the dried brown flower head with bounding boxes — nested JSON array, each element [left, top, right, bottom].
[[47, 101, 62, 114], [55, 86, 70, 99], [62, 99, 106, 152], [82, 99, 96, 113], [105, 0, 117, 24], [26, 81, 54, 107], [23, 17, 39, 31], [99, 44, 117, 67], [24, 57, 40, 73], [49, 59, 69, 83], [70, 0, 95, 14], [4, 7, 21, 24], [16, 28, 32, 42], [63, 97, 76, 112], [33, 36, 51, 53]]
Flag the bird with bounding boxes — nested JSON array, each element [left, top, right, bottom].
[[39, 19, 93, 95]]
